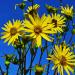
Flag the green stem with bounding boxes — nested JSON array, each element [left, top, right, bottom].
[[17, 67, 19, 75], [63, 32, 66, 41], [68, 35, 73, 44], [24, 49, 26, 75], [32, 0, 34, 17], [45, 41, 50, 75], [6, 66, 9, 75], [21, 49, 24, 75], [30, 55, 33, 75], [59, 0, 63, 6], [18, 48, 22, 75], [29, 44, 37, 75], [0, 66, 4, 75], [39, 50, 43, 65], [32, 0, 34, 10], [46, 61, 50, 75], [27, 48, 37, 74], [54, 68, 58, 75]]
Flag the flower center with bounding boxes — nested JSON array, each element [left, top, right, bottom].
[[10, 28, 17, 36], [60, 56, 67, 66], [52, 19, 57, 27], [34, 27, 42, 34]]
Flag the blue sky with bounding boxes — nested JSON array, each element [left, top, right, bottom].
[[0, 0, 75, 75]]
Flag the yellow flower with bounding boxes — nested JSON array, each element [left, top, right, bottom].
[[23, 14, 55, 47], [26, 4, 40, 13], [48, 13, 66, 33], [61, 5, 73, 17], [47, 44, 75, 75], [35, 65, 44, 72], [1, 20, 25, 45]]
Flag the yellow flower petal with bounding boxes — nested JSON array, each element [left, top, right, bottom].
[[8, 34, 19, 45], [28, 14, 36, 25], [1, 33, 10, 39], [4, 36, 11, 43], [23, 20, 34, 29], [24, 29, 34, 32], [67, 65, 74, 73], [42, 15, 50, 28], [36, 35, 41, 47], [64, 66, 70, 75], [40, 33, 53, 42]]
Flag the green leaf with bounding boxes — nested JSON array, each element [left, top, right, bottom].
[[30, 48, 35, 56], [12, 57, 19, 64]]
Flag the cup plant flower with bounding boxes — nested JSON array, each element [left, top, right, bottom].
[[1, 20, 25, 45], [47, 13, 66, 33], [23, 14, 56, 47], [47, 44, 75, 75], [61, 5, 74, 19]]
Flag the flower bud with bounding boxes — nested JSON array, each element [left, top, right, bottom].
[[35, 64, 44, 75], [72, 29, 75, 35], [5, 60, 10, 66]]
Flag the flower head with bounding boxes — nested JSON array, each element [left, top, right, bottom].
[[47, 44, 75, 75], [1, 20, 25, 45], [25, 4, 40, 18], [23, 14, 55, 47], [48, 13, 66, 33], [35, 64, 44, 72], [27, 4, 40, 13], [61, 5, 73, 18], [45, 4, 58, 13]]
